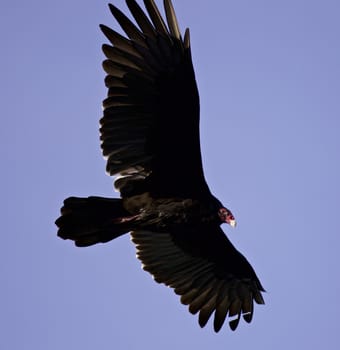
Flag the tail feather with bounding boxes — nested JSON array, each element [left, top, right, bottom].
[[56, 196, 133, 247]]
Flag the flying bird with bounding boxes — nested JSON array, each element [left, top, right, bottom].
[[56, 0, 265, 332]]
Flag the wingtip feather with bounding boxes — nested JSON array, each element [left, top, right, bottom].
[[184, 28, 190, 49], [164, 0, 181, 40]]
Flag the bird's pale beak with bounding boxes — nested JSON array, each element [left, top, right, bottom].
[[229, 219, 237, 228]]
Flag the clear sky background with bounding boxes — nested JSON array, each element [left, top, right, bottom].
[[1, 0, 340, 349]]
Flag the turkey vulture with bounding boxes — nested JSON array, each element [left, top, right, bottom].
[[56, 0, 265, 332]]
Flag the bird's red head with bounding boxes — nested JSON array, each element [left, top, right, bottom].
[[218, 208, 236, 227]]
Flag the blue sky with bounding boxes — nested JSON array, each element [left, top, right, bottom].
[[1, 0, 340, 349]]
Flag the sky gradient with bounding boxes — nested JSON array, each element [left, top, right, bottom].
[[2, 0, 340, 349]]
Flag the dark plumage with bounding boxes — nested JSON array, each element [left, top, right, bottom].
[[56, 0, 264, 332]]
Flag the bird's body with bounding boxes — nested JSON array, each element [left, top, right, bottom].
[[56, 0, 264, 332]]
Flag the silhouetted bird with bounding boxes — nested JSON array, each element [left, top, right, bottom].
[[56, 0, 265, 332]]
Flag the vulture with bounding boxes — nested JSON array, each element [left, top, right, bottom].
[[56, 0, 265, 332]]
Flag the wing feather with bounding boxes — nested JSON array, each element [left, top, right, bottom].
[[100, 24, 142, 58], [143, 0, 170, 37], [108, 4, 147, 47], [127, 0, 157, 39], [164, 0, 181, 40], [198, 280, 224, 328]]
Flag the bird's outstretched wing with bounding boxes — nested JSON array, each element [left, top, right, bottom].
[[131, 226, 265, 331], [100, 0, 210, 199]]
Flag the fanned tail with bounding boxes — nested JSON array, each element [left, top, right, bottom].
[[55, 196, 134, 247]]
